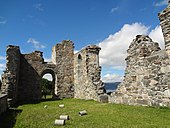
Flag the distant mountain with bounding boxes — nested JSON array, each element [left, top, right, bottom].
[[104, 82, 121, 93]]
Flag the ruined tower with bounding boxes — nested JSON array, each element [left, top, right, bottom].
[[159, 1, 170, 49], [51, 40, 74, 98], [74, 45, 104, 101], [1, 45, 21, 106]]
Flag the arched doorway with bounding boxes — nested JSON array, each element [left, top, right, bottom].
[[41, 69, 56, 100]]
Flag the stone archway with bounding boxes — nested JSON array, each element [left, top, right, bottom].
[[41, 69, 57, 99]]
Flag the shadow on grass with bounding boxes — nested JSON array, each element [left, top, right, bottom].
[[0, 108, 22, 128], [41, 97, 61, 102]]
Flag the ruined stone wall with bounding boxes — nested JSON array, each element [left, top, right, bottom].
[[109, 2, 170, 107], [1, 40, 75, 104], [52, 40, 74, 98], [1, 39, 104, 104], [74, 45, 104, 101], [1, 45, 20, 106], [18, 51, 45, 102], [109, 35, 170, 107]]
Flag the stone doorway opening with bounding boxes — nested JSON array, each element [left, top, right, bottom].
[[41, 69, 56, 100]]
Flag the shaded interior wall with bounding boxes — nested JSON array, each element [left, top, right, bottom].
[[18, 51, 58, 102], [74, 45, 104, 101], [52, 40, 74, 98], [1, 45, 20, 106], [0, 94, 8, 115], [109, 35, 170, 107], [18, 51, 44, 102]]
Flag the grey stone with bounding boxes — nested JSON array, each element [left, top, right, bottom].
[[109, 1, 170, 107], [99, 95, 108, 103], [1, 41, 105, 106]]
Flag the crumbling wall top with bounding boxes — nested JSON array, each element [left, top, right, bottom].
[[22, 51, 44, 62], [7, 45, 20, 50], [127, 35, 161, 58], [86, 45, 101, 51]]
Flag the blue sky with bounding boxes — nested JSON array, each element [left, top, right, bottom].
[[0, 0, 169, 82]]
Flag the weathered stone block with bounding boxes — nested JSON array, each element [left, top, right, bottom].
[[98, 95, 108, 103]]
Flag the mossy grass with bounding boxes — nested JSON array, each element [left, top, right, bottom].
[[1, 98, 170, 128]]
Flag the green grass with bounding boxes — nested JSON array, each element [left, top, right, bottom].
[[1, 98, 170, 128]]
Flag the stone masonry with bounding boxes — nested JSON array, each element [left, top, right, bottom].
[[109, 2, 170, 107], [1, 45, 20, 106], [74, 45, 105, 101], [1, 1, 170, 108], [52, 40, 74, 98], [1, 40, 104, 106]]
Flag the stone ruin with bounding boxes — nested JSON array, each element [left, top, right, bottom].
[[74, 45, 104, 100], [1, 41, 105, 106], [109, 2, 170, 107], [1, 2, 170, 108]]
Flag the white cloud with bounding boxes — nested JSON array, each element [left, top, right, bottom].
[[0, 63, 5, 71], [0, 17, 7, 25], [44, 57, 51, 62], [98, 23, 165, 83], [34, 3, 44, 11], [0, 56, 5, 60], [27, 38, 45, 49], [99, 23, 149, 70], [74, 50, 79, 54], [43, 74, 52, 81], [149, 25, 165, 49], [99, 23, 165, 70], [154, 0, 169, 6], [110, 7, 119, 13], [102, 73, 123, 82]]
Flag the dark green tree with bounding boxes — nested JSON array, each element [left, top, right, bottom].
[[41, 78, 52, 94]]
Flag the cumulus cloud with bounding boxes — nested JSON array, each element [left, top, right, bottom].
[[0, 56, 5, 60], [154, 0, 169, 6], [99, 23, 149, 70], [98, 23, 165, 83], [34, 3, 44, 11], [44, 57, 51, 62], [102, 73, 123, 82], [110, 7, 119, 13], [149, 25, 165, 49], [74, 50, 79, 54], [0, 63, 5, 71], [27, 38, 45, 49]]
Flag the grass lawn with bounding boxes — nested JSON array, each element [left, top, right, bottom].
[[1, 98, 170, 128]]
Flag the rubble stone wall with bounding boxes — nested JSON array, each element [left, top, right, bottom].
[[109, 2, 170, 107], [74, 45, 104, 101], [1, 40, 76, 105], [52, 40, 74, 98], [18, 51, 45, 102], [1, 45, 20, 106], [109, 35, 169, 106]]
